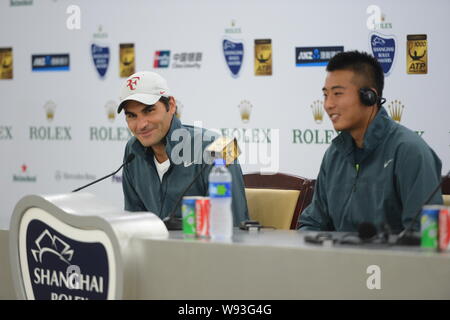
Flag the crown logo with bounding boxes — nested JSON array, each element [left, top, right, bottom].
[[388, 99, 404, 123], [238, 100, 253, 123], [311, 100, 324, 124], [104, 100, 116, 122], [43, 100, 56, 122], [93, 24, 108, 39], [31, 229, 74, 265]]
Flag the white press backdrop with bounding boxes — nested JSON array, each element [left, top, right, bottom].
[[1, 0, 449, 228]]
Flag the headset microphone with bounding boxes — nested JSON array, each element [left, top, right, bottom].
[[359, 88, 379, 106]]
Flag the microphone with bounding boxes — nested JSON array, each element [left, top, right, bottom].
[[358, 222, 377, 241], [72, 154, 135, 192], [396, 170, 450, 246], [163, 136, 241, 231]]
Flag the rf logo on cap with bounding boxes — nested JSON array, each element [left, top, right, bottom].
[[127, 76, 140, 90]]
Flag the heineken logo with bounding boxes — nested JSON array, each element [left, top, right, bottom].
[[13, 164, 37, 183]]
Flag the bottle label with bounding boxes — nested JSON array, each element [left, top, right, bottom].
[[209, 182, 231, 198]]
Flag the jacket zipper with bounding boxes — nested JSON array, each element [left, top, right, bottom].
[[159, 164, 172, 216], [353, 163, 360, 192]]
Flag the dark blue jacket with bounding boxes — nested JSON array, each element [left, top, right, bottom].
[[122, 116, 249, 226], [299, 107, 443, 232]]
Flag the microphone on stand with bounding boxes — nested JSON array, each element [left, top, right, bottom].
[[72, 154, 135, 192], [395, 170, 450, 246], [358, 222, 377, 241], [346, 171, 448, 246], [162, 136, 240, 231]]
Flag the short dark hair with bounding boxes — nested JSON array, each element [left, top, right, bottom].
[[159, 96, 170, 111], [326, 50, 384, 101]]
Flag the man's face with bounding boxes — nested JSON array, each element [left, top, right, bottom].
[[124, 98, 175, 148], [322, 70, 372, 133]]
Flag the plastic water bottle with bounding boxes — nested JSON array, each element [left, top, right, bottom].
[[209, 158, 233, 240]]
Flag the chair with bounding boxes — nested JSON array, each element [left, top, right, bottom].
[[243, 172, 315, 230], [443, 195, 450, 207], [442, 175, 450, 195], [442, 175, 450, 206]]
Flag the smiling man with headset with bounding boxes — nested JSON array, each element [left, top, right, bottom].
[[298, 50, 443, 233]]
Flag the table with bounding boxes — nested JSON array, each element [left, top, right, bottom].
[[1, 228, 450, 299]]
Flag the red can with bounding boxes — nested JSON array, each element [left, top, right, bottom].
[[196, 197, 210, 238], [439, 207, 450, 252]]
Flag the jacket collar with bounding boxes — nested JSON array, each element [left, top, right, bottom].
[[130, 115, 184, 163], [333, 107, 394, 160]]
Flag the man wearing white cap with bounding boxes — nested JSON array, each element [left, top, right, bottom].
[[117, 71, 249, 226]]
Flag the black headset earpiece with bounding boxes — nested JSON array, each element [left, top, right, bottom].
[[359, 88, 378, 106]]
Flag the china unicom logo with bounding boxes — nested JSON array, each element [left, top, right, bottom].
[[31, 229, 74, 265]]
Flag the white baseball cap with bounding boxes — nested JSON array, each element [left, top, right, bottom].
[[117, 71, 170, 113]]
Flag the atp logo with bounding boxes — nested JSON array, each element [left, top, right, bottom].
[[126, 76, 140, 90]]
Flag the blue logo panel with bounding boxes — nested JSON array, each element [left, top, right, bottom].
[[295, 46, 344, 67], [91, 44, 110, 77], [31, 54, 70, 72], [26, 219, 109, 300], [370, 33, 396, 76], [153, 50, 170, 68], [223, 39, 244, 77]]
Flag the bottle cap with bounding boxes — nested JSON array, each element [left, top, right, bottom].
[[213, 158, 226, 166]]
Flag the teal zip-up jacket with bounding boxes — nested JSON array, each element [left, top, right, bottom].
[[299, 107, 442, 232], [122, 116, 249, 226]]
